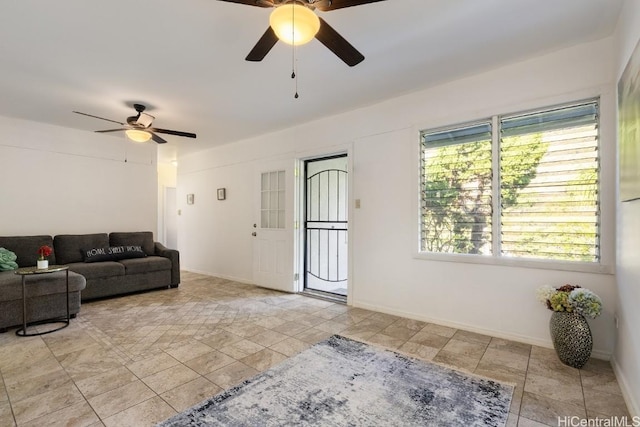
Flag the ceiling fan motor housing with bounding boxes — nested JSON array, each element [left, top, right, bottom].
[[127, 112, 155, 128]]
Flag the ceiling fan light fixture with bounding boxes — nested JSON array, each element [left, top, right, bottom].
[[125, 129, 152, 143], [269, 3, 320, 46]]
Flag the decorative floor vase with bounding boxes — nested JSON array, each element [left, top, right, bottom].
[[549, 311, 593, 369], [37, 259, 48, 270]]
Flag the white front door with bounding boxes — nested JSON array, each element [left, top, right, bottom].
[[253, 160, 296, 292]]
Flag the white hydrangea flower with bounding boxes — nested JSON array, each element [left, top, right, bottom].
[[568, 288, 602, 319], [536, 285, 556, 305]]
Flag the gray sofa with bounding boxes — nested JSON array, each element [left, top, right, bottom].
[[0, 231, 179, 331], [52, 231, 180, 300]]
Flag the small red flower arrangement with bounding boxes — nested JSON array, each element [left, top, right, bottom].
[[37, 245, 52, 260]]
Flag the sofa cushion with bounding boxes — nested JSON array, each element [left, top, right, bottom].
[[66, 261, 125, 280], [54, 234, 109, 264], [0, 236, 56, 267], [0, 270, 86, 301], [118, 256, 171, 275], [109, 232, 155, 256]]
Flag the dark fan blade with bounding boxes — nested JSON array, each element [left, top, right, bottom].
[[150, 132, 168, 144], [73, 111, 125, 125], [95, 129, 127, 133], [314, 0, 386, 11], [150, 128, 197, 138], [246, 27, 279, 62], [315, 17, 364, 66], [216, 0, 274, 7]]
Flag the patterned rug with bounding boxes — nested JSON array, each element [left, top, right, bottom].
[[157, 335, 514, 427]]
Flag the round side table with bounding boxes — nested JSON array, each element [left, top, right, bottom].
[[14, 265, 70, 336]]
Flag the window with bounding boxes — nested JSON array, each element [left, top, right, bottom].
[[420, 122, 494, 255], [420, 99, 600, 264], [261, 170, 285, 229]]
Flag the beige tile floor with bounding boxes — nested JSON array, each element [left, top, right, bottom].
[[0, 271, 630, 427]]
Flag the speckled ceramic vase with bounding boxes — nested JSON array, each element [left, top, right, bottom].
[[549, 311, 593, 369]]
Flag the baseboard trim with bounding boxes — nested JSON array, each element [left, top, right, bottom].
[[610, 354, 639, 417], [352, 301, 612, 360]]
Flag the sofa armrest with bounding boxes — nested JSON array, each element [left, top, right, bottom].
[[155, 242, 180, 287]]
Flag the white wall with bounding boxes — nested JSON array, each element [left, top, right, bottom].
[[614, 0, 640, 416], [178, 154, 262, 283], [0, 116, 158, 236], [179, 37, 619, 358]]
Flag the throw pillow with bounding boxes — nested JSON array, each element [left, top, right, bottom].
[[83, 247, 116, 263], [109, 232, 155, 256], [110, 245, 147, 260], [82, 246, 147, 263], [0, 247, 19, 271]]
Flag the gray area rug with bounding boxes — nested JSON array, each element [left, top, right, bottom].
[[157, 335, 514, 427]]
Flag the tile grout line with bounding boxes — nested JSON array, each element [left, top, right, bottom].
[[0, 368, 18, 427], [516, 345, 533, 426]]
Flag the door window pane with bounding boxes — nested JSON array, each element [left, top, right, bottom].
[[261, 170, 285, 229]]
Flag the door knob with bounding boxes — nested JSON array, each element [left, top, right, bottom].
[[251, 232, 257, 237]]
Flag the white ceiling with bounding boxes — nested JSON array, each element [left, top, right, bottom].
[[0, 0, 623, 163]]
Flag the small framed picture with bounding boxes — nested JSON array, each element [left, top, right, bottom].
[[217, 188, 226, 200], [186, 194, 194, 205]]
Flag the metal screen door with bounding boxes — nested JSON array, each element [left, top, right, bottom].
[[304, 155, 348, 297]]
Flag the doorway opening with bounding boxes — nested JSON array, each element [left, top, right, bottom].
[[302, 154, 348, 301], [164, 187, 178, 250]]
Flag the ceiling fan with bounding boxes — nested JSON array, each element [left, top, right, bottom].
[[73, 104, 196, 144], [218, 0, 386, 67]]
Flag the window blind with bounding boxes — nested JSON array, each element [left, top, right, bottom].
[[499, 101, 599, 261], [420, 122, 493, 255]]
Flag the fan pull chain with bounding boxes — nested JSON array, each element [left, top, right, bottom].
[[292, 50, 299, 99], [291, 4, 299, 99]]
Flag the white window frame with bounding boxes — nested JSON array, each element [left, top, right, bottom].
[[413, 92, 615, 275]]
